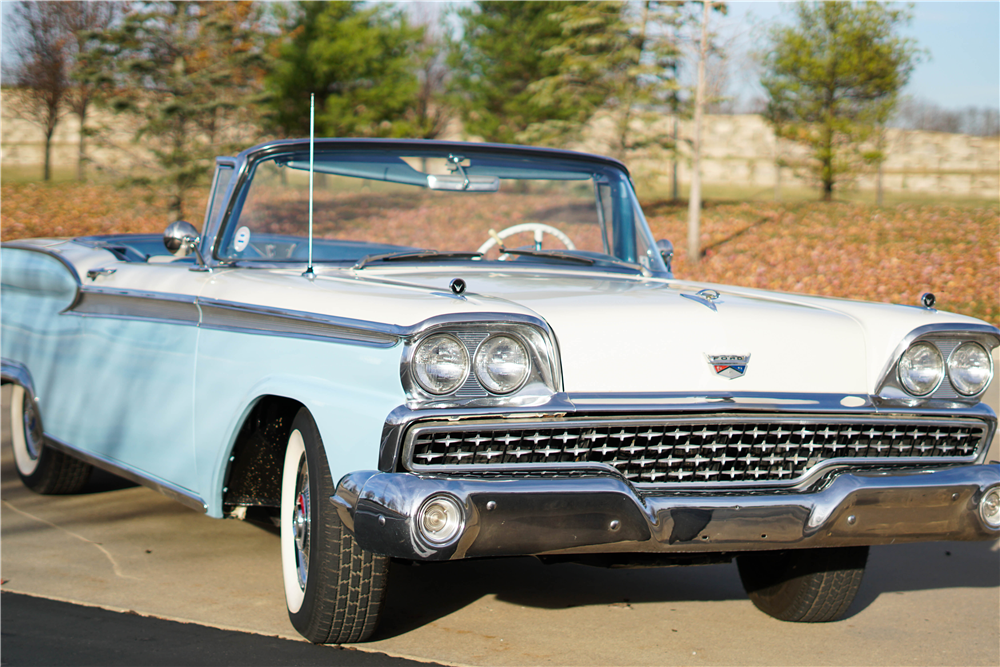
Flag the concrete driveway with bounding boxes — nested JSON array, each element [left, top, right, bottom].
[[2, 369, 998, 666]]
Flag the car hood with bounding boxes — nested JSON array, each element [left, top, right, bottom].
[[335, 266, 970, 396]]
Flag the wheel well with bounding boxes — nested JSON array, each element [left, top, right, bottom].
[[222, 395, 302, 519]]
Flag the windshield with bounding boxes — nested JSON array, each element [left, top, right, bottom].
[[217, 147, 666, 274]]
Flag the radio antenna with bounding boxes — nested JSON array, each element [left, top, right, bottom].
[[303, 93, 316, 279]]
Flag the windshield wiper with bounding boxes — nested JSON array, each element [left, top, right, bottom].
[[503, 249, 649, 275], [500, 249, 596, 265], [354, 250, 483, 270]]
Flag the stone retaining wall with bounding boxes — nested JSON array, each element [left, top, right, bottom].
[[2, 89, 997, 198]]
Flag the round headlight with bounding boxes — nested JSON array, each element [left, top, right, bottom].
[[948, 342, 992, 396], [413, 334, 469, 395], [474, 335, 530, 394], [897, 341, 944, 396], [981, 487, 1000, 529], [416, 495, 465, 546]]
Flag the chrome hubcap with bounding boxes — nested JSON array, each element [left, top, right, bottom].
[[22, 393, 42, 460], [292, 462, 310, 589]]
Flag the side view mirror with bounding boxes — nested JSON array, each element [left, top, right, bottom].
[[656, 239, 674, 275], [164, 220, 201, 257], [164, 221, 208, 270]]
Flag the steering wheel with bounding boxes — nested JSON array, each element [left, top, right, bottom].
[[477, 223, 576, 256]]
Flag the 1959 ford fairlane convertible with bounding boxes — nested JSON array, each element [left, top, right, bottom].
[[3, 139, 998, 643]]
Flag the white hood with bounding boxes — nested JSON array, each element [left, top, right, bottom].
[[352, 268, 875, 395]]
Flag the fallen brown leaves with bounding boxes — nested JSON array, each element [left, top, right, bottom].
[[2, 182, 997, 326], [1, 182, 208, 240], [645, 200, 1000, 327]]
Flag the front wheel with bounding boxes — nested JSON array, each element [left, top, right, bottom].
[[280, 408, 388, 643], [737, 546, 868, 622], [10, 384, 92, 494]]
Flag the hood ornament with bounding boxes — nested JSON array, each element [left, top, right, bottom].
[[682, 288, 721, 312], [707, 354, 750, 379]]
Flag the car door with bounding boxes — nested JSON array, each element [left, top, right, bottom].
[[62, 260, 211, 494]]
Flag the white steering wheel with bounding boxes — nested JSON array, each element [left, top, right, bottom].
[[477, 223, 576, 256]]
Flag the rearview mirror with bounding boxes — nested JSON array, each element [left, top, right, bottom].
[[426, 174, 500, 192], [656, 239, 674, 274]]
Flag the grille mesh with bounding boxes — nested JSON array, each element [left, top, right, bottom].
[[406, 417, 986, 485]]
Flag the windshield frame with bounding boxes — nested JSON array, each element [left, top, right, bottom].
[[207, 139, 668, 277]]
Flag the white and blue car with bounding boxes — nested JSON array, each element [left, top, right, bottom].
[[3, 139, 998, 643]]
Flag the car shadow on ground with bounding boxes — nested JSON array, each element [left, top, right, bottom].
[[372, 537, 999, 639]]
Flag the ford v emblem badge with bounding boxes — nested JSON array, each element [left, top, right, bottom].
[[707, 354, 750, 379]]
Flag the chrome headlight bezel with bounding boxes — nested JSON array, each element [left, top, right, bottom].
[[401, 314, 562, 408], [878, 325, 998, 404]]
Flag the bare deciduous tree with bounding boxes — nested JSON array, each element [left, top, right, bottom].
[[61, 1, 124, 181], [7, 1, 72, 181]]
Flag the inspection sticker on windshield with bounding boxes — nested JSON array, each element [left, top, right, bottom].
[[234, 226, 251, 252], [707, 354, 750, 379]]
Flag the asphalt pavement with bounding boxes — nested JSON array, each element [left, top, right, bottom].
[[2, 356, 999, 666], [1, 592, 441, 667]]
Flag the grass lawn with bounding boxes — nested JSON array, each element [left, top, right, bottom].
[[2, 180, 997, 327]]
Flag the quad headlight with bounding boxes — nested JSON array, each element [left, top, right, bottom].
[[412, 334, 469, 395], [892, 337, 995, 399], [948, 342, 992, 396], [474, 334, 530, 394], [897, 341, 944, 396], [404, 320, 560, 404]]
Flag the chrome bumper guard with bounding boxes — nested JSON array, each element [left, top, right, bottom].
[[331, 464, 1000, 561]]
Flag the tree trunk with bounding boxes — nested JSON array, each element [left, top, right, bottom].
[[687, 1, 709, 263], [77, 104, 87, 182], [43, 128, 54, 182]]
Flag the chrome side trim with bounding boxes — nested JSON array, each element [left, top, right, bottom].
[[43, 433, 208, 514], [198, 298, 402, 347], [333, 464, 1000, 562], [69, 288, 200, 325], [62, 288, 404, 347]]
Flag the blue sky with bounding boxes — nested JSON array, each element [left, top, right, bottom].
[[2, 1, 998, 110], [723, 1, 1000, 109]]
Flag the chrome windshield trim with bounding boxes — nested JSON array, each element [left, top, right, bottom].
[[43, 433, 208, 514], [198, 298, 402, 348]]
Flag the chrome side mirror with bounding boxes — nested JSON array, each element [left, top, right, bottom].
[[656, 239, 674, 274], [164, 220, 201, 257], [164, 220, 209, 270]]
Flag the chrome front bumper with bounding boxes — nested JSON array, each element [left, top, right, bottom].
[[331, 464, 1000, 561]]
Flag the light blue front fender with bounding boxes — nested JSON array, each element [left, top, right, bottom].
[[195, 330, 405, 518]]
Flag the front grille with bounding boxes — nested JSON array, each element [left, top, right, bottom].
[[404, 416, 987, 486]]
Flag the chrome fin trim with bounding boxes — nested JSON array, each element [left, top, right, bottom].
[[198, 298, 402, 347], [70, 288, 200, 324], [61, 288, 404, 347]]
